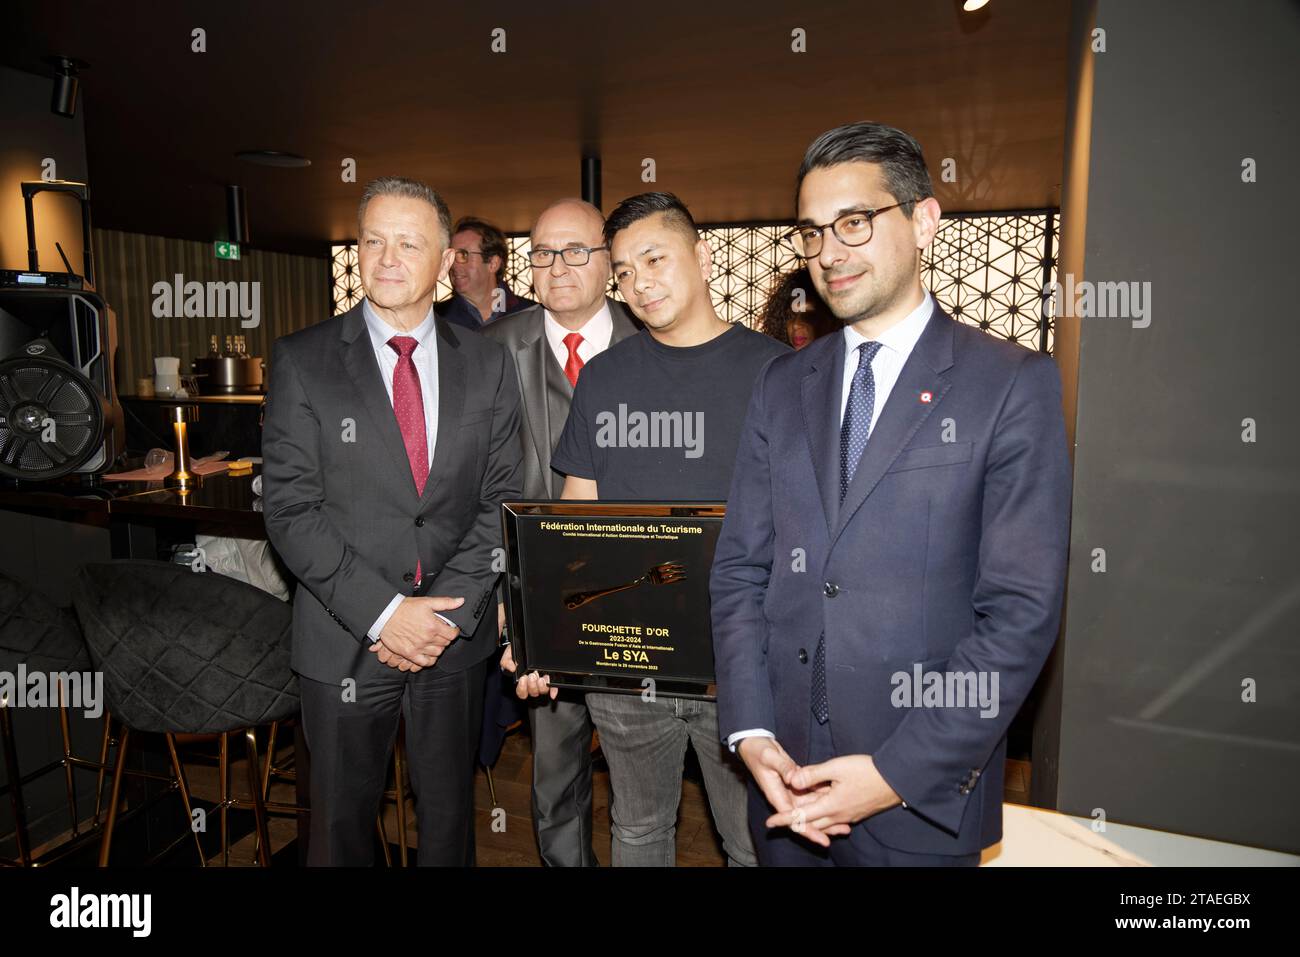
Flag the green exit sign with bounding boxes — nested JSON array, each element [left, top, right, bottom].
[[214, 241, 241, 261]]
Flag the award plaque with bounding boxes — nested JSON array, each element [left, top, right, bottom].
[[502, 502, 725, 700]]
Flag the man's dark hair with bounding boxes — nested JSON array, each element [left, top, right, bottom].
[[452, 216, 509, 283], [603, 192, 699, 248], [357, 176, 452, 246], [796, 122, 934, 217]]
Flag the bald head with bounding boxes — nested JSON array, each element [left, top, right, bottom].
[[528, 198, 612, 326], [531, 198, 605, 242]]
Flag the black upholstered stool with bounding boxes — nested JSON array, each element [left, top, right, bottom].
[[72, 560, 300, 866], [0, 572, 124, 866]]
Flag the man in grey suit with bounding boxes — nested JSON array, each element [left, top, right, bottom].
[[488, 198, 638, 866], [263, 176, 522, 866]]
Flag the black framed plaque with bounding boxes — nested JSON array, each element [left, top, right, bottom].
[[502, 502, 725, 700]]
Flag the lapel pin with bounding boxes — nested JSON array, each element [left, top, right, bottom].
[[919, 390, 933, 403]]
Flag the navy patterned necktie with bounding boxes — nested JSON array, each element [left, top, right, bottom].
[[813, 339, 884, 725], [839, 340, 884, 500]]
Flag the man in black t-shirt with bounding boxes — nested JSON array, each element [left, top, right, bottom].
[[521, 192, 788, 866]]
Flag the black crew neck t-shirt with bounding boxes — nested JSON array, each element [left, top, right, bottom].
[[551, 324, 790, 501]]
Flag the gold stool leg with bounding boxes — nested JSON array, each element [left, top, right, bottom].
[[57, 683, 79, 837], [251, 721, 278, 864], [376, 815, 393, 866], [485, 766, 498, 808], [260, 721, 277, 799], [1, 699, 32, 866], [393, 732, 409, 867], [219, 732, 229, 867], [97, 725, 130, 867], [165, 734, 207, 867], [244, 728, 272, 867], [91, 712, 112, 827]]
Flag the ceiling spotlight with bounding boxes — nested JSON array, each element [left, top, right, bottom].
[[955, 0, 992, 32], [236, 150, 312, 168], [44, 55, 88, 118]]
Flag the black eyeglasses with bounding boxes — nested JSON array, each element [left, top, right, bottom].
[[781, 203, 912, 259], [452, 248, 494, 264], [528, 245, 608, 268]]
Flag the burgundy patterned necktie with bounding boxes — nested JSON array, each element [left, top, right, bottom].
[[388, 335, 427, 584]]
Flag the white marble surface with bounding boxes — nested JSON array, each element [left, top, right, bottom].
[[979, 804, 1300, 867]]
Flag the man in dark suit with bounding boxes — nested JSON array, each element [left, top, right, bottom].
[[710, 122, 1072, 866], [263, 176, 522, 866], [487, 198, 638, 866]]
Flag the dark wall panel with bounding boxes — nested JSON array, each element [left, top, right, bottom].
[[1055, 0, 1299, 852]]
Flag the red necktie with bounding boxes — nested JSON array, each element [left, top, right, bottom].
[[388, 335, 427, 584], [563, 332, 584, 388]]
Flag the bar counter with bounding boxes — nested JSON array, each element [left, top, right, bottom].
[[0, 464, 265, 529]]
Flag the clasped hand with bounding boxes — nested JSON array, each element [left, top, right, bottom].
[[737, 737, 902, 847], [369, 595, 463, 672]]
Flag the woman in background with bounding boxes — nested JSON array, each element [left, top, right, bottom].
[[758, 266, 839, 349]]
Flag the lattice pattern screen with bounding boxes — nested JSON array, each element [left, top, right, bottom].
[[925, 212, 1057, 353], [332, 210, 1058, 351]]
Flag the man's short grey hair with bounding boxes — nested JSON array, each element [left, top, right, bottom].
[[357, 176, 452, 246]]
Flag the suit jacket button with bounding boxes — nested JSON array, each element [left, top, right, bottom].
[[798, 648, 808, 664], [402, 572, 415, 583], [415, 516, 425, 527], [823, 582, 838, 597]]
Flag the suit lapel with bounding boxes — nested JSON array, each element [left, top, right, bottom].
[[419, 318, 466, 508], [831, 305, 956, 547], [340, 305, 422, 501], [512, 317, 555, 493], [801, 334, 844, 536]]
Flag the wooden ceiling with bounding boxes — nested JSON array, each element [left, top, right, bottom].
[[3, 0, 1069, 256]]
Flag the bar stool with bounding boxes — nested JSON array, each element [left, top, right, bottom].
[[72, 559, 300, 866], [0, 572, 128, 866]]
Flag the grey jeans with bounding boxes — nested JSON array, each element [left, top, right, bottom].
[[586, 691, 757, 867]]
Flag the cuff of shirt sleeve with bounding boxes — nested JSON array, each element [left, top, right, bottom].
[[434, 612, 457, 631], [726, 729, 775, 752], [367, 593, 405, 643]]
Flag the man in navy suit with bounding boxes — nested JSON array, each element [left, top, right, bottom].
[[710, 122, 1072, 866]]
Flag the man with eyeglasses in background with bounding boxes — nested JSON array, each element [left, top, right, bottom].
[[438, 216, 536, 330], [485, 198, 638, 866], [710, 121, 1071, 866]]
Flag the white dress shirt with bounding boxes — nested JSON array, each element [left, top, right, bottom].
[[838, 291, 934, 428], [543, 302, 614, 373], [726, 291, 935, 756], [359, 299, 451, 643]]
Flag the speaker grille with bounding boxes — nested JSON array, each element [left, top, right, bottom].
[[0, 355, 105, 479]]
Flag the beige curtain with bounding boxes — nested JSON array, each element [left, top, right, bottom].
[[90, 227, 330, 392]]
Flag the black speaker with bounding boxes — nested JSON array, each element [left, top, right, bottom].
[[0, 288, 124, 479]]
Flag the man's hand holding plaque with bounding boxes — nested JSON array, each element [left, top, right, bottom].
[[500, 643, 559, 700]]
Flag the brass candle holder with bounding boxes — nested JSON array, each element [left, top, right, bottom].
[[163, 403, 201, 489]]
